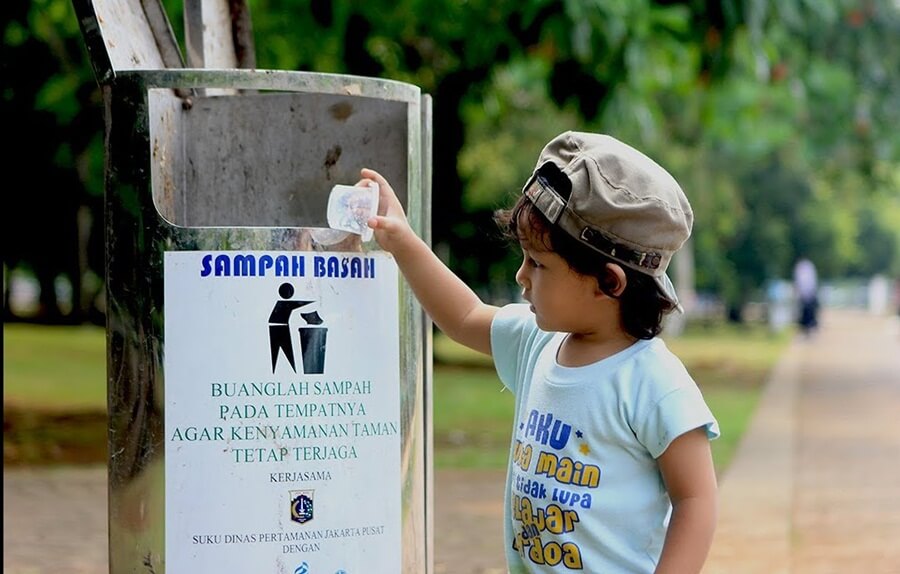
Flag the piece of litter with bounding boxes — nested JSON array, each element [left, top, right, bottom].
[[326, 183, 379, 242]]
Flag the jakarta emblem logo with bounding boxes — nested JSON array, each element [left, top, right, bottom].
[[290, 489, 315, 524]]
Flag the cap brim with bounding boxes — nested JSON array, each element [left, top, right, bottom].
[[655, 273, 683, 313]]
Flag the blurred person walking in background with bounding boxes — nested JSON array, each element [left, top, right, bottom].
[[793, 257, 819, 336]]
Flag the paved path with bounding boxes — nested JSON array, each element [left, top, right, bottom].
[[5, 308, 900, 573], [705, 308, 900, 574], [4, 465, 109, 574]]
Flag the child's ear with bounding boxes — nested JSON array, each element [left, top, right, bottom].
[[598, 263, 628, 297]]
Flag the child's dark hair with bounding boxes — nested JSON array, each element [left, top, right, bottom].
[[496, 195, 676, 339]]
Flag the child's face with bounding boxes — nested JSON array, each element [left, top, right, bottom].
[[515, 222, 600, 333]]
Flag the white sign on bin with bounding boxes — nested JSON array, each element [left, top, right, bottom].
[[164, 250, 401, 573]]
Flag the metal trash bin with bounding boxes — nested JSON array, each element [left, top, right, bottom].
[[73, 1, 433, 572]]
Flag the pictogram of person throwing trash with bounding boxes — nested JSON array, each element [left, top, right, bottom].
[[268, 282, 327, 374]]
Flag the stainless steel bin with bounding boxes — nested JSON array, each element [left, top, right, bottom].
[[73, 1, 433, 571]]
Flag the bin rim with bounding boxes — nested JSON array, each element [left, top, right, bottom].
[[113, 68, 423, 103]]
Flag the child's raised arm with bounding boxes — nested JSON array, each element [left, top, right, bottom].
[[360, 168, 498, 355]]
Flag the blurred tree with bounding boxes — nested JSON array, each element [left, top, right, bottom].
[[599, 0, 900, 316], [2, 0, 105, 323], [709, 0, 900, 312], [5, 0, 899, 323]]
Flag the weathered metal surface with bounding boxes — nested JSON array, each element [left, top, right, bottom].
[[179, 92, 407, 226], [71, 0, 180, 83], [420, 93, 435, 574], [100, 69, 430, 573], [140, 69, 418, 227], [182, 0, 255, 70], [184, 0, 243, 96], [185, 0, 238, 69]]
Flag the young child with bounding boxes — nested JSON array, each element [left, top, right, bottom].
[[361, 131, 719, 573]]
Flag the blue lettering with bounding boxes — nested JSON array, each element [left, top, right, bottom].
[[524, 410, 570, 449], [350, 258, 362, 278], [551, 488, 592, 509], [547, 419, 570, 449], [327, 256, 339, 277], [524, 410, 539, 440], [275, 255, 288, 276], [200, 254, 213, 277], [534, 414, 554, 445], [198, 254, 307, 277], [260, 255, 274, 276], [292, 255, 305, 276], [214, 254, 230, 276], [233, 254, 255, 276]]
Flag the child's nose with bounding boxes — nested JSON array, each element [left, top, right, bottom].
[[515, 264, 529, 288]]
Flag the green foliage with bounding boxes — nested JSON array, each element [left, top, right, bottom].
[[458, 58, 580, 213], [851, 184, 900, 277], [452, 0, 900, 307], [6, 0, 900, 322]]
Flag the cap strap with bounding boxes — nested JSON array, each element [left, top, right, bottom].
[[523, 175, 566, 224], [579, 227, 663, 271]]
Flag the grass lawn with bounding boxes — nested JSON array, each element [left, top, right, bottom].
[[4, 320, 790, 473], [665, 322, 790, 474], [4, 323, 107, 411]]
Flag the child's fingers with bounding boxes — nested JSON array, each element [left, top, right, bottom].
[[368, 214, 408, 239], [367, 215, 397, 232], [360, 168, 395, 200], [360, 168, 388, 188], [360, 168, 404, 218]]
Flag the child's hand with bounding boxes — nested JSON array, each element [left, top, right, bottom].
[[358, 170, 496, 356], [358, 168, 415, 254]]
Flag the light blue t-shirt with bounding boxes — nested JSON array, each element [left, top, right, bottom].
[[491, 304, 720, 573]]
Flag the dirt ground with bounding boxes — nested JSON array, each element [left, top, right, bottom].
[[433, 469, 507, 573], [3, 464, 508, 574], [4, 412, 510, 572]]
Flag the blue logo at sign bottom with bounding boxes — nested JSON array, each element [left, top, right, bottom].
[[291, 490, 314, 524], [294, 564, 347, 574]]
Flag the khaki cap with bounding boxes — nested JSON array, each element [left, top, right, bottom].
[[523, 131, 692, 307]]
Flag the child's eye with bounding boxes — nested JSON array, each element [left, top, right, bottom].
[[528, 257, 543, 269]]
